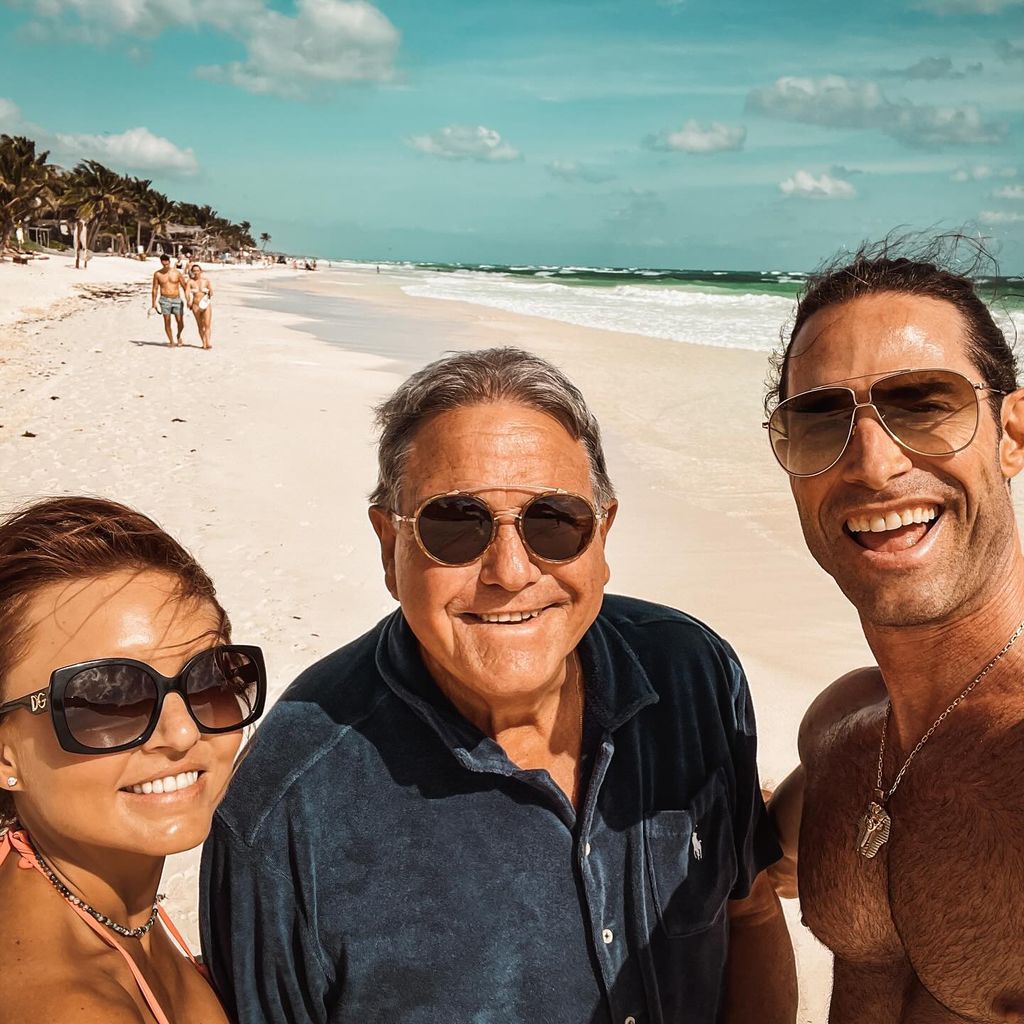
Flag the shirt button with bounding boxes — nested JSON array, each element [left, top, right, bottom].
[[625, 1017, 637, 1024], [584, 842, 592, 856], [602, 928, 614, 944]]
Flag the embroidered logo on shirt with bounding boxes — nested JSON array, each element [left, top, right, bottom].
[[691, 829, 703, 862]]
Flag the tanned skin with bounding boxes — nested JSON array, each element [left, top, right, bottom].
[[769, 292, 1024, 1024], [151, 258, 187, 347]]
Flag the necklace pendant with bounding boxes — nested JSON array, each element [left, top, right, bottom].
[[856, 800, 891, 859]]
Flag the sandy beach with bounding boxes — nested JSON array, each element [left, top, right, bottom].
[[0, 254, 891, 1022]]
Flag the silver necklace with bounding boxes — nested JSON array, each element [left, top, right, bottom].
[[857, 617, 1024, 859], [27, 835, 165, 938]]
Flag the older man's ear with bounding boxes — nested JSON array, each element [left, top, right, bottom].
[[999, 388, 1024, 481], [368, 505, 400, 601]]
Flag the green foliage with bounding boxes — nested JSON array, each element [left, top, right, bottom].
[[0, 133, 265, 257]]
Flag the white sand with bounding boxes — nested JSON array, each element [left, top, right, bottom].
[[0, 256, 870, 1022]]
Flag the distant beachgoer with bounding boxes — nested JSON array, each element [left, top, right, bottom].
[[186, 263, 214, 351], [151, 253, 187, 347], [0, 496, 267, 1024]]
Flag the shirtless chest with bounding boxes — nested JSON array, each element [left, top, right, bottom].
[[800, 696, 1024, 1022]]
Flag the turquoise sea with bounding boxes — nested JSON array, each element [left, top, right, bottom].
[[326, 260, 1024, 355]]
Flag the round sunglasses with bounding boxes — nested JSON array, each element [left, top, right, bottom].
[[0, 644, 266, 755], [391, 487, 609, 567], [763, 367, 1003, 478]]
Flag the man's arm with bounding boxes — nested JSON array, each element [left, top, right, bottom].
[[722, 871, 798, 1024], [150, 272, 159, 309], [766, 767, 803, 899]]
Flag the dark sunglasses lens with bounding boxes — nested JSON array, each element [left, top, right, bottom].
[[522, 494, 596, 561], [64, 665, 157, 750], [185, 648, 262, 731], [769, 387, 856, 475], [416, 495, 493, 565], [872, 370, 980, 455]]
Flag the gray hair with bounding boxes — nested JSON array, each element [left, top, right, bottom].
[[370, 347, 616, 511]]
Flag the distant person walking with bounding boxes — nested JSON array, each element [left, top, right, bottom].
[[151, 253, 187, 347], [186, 263, 214, 351]]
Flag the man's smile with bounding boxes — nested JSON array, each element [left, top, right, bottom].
[[844, 503, 942, 552]]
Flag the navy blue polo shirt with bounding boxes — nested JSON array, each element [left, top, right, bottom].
[[200, 595, 779, 1024]]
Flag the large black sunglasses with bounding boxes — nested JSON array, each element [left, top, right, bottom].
[[391, 487, 609, 567], [0, 644, 266, 755]]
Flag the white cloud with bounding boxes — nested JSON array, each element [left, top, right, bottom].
[[916, 0, 1023, 12], [747, 76, 888, 128], [406, 125, 521, 163], [643, 119, 746, 153], [547, 160, 615, 183], [0, 98, 20, 130], [979, 210, 1024, 224], [995, 184, 1024, 198], [18, 0, 399, 99], [779, 170, 858, 199], [52, 127, 198, 175], [995, 39, 1024, 61], [198, 0, 398, 97], [882, 56, 981, 79], [952, 164, 1019, 181], [746, 74, 1005, 147], [0, 98, 198, 176]]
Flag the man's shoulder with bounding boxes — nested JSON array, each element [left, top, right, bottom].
[[798, 666, 885, 762], [599, 593, 738, 665], [214, 616, 398, 843]]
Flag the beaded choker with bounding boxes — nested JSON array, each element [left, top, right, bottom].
[[27, 834, 165, 939]]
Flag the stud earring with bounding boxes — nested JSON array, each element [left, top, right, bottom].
[[6, 777, 17, 787]]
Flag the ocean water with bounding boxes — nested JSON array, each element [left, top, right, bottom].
[[397, 264, 799, 353], [372, 261, 1023, 355]]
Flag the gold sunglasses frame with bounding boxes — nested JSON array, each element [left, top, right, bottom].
[[762, 367, 1002, 478], [391, 485, 609, 566]]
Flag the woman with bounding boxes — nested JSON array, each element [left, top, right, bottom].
[[186, 263, 214, 350], [0, 496, 266, 1023]]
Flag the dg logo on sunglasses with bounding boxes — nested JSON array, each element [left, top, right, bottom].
[[30, 693, 47, 713]]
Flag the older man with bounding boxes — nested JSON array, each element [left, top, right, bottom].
[[764, 245, 1024, 1023], [201, 347, 794, 1024]]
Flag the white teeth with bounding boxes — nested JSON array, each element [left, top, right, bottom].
[[478, 610, 542, 624], [127, 770, 199, 796], [846, 505, 939, 534]]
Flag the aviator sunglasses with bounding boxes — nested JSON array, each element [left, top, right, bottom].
[[0, 644, 266, 755], [391, 487, 609, 567], [763, 367, 1004, 478]]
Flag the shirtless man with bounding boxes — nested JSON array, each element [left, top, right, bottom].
[[764, 244, 1024, 1023], [151, 253, 187, 346]]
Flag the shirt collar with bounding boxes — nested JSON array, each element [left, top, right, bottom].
[[374, 599, 659, 762]]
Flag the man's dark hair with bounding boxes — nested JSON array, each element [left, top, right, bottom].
[[765, 234, 1019, 420], [160, 253, 170, 261]]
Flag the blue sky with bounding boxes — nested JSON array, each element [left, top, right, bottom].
[[1, 0, 1022, 270]]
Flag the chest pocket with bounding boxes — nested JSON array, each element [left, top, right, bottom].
[[643, 765, 737, 938]]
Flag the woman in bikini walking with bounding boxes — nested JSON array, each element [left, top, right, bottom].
[[0, 496, 267, 1023], [186, 263, 214, 350]]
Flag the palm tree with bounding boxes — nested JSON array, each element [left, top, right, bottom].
[[145, 191, 176, 254], [128, 177, 155, 253], [62, 160, 135, 267], [0, 135, 55, 258], [259, 231, 271, 252]]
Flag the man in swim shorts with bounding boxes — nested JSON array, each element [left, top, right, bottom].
[[151, 253, 187, 347]]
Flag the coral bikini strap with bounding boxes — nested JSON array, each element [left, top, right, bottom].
[[4, 829, 188, 1024]]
